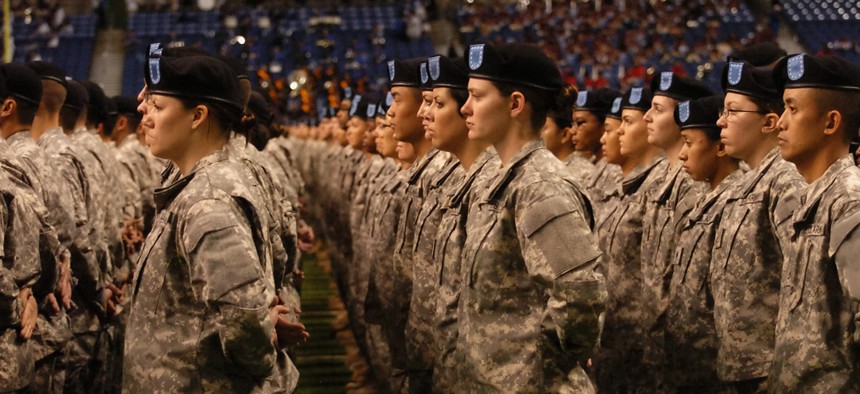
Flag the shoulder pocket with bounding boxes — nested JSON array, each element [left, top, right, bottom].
[[522, 195, 601, 278]]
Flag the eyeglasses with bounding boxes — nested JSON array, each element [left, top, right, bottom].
[[718, 107, 768, 119]]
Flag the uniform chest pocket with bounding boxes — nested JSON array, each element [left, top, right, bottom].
[[412, 198, 440, 253], [787, 231, 826, 313]]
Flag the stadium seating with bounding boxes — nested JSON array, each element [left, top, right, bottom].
[[9, 14, 97, 79], [781, 0, 860, 64]]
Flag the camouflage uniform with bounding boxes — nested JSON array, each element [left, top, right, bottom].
[[710, 148, 804, 385], [562, 151, 595, 186], [665, 169, 744, 390], [123, 148, 279, 393], [640, 163, 703, 388], [592, 154, 667, 392], [455, 140, 605, 393], [583, 158, 622, 215], [769, 155, 860, 392], [0, 169, 43, 392], [406, 156, 463, 381], [390, 148, 450, 372], [431, 148, 499, 392]]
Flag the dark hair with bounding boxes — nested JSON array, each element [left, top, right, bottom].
[[547, 84, 576, 129], [491, 80, 554, 131], [748, 95, 785, 117], [176, 96, 241, 136], [59, 106, 81, 131], [40, 80, 67, 114], [811, 90, 860, 143], [15, 98, 39, 125], [120, 112, 142, 132], [247, 122, 272, 151], [450, 87, 469, 116]]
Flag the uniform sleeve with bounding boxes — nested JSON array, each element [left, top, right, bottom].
[[517, 183, 607, 362], [830, 209, 860, 345], [180, 198, 276, 378], [0, 266, 22, 327]]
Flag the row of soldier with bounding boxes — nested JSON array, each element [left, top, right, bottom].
[[289, 41, 860, 393], [0, 45, 313, 392]]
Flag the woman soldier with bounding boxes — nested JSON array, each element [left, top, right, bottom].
[[422, 55, 498, 392], [123, 51, 281, 392], [665, 95, 743, 392], [709, 61, 804, 392], [455, 42, 605, 393]]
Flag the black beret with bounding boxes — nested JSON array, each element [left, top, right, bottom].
[[674, 95, 724, 132], [731, 42, 786, 67], [247, 91, 274, 125], [26, 61, 68, 88], [607, 96, 623, 119], [388, 58, 425, 88], [466, 42, 563, 91], [216, 54, 249, 80], [81, 80, 109, 125], [621, 86, 653, 112], [651, 71, 713, 101], [418, 61, 432, 91], [159, 45, 211, 58], [575, 88, 621, 116], [348, 94, 370, 120], [144, 48, 244, 116], [376, 91, 393, 117], [111, 95, 139, 115], [63, 79, 89, 111], [428, 55, 468, 90], [721, 61, 779, 100], [0, 63, 43, 105], [342, 86, 354, 101], [0, 68, 6, 99], [772, 53, 860, 93]]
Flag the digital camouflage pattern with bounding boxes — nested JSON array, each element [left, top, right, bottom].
[[562, 151, 595, 187], [592, 154, 667, 391], [710, 148, 804, 382], [665, 169, 743, 390], [431, 148, 498, 392], [123, 149, 278, 393], [456, 139, 605, 393], [770, 155, 860, 392]]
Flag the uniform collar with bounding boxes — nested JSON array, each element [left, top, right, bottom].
[[792, 154, 855, 227], [686, 168, 745, 223], [153, 148, 229, 210], [736, 147, 782, 198], [651, 162, 684, 203], [484, 138, 544, 202], [406, 147, 441, 185], [5, 130, 32, 145], [622, 153, 666, 195]]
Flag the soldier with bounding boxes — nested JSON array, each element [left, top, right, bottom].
[[769, 54, 860, 392], [574, 88, 622, 213], [454, 42, 605, 392], [387, 56, 451, 392], [640, 72, 712, 389], [710, 61, 805, 392], [541, 85, 585, 174], [422, 54, 498, 392], [592, 86, 667, 392], [123, 49, 280, 393], [111, 95, 157, 236], [665, 95, 743, 392]]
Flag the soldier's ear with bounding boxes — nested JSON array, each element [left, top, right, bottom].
[[0, 98, 16, 117], [761, 112, 780, 134]]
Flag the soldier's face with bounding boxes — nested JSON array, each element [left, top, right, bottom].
[[618, 109, 649, 158], [644, 95, 681, 150], [679, 128, 720, 183], [377, 116, 399, 159], [419, 90, 434, 139], [462, 78, 510, 144], [602, 117, 624, 165], [388, 86, 424, 144], [428, 87, 468, 152], [573, 110, 602, 154], [777, 88, 828, 164], [540, 116, 570, 157], [346, 116, 367, 149], [140, 94, 193, 161], [718, 92, 768, 160]]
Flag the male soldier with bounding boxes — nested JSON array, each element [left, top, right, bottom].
[[639, 71, 712, 389], [455, 42, 605, 392], [710, 61, 804, 391], [386, 56, 450, 392], [769, 54, 860, 392], [572, 88, 622, 212], [1, 62, 79, 393]]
